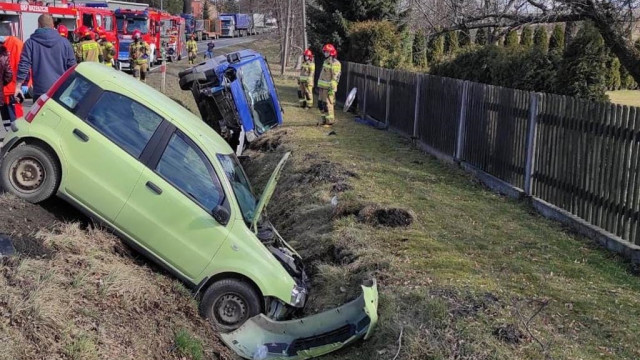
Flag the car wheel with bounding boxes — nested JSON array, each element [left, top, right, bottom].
[[199, 279, 262, 333], [0, 144, 60, 203]]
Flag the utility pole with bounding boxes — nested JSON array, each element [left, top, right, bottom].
[[302, 0, 308, 50], [280, 0, 292, 75]]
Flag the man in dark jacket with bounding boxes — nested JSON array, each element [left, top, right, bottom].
[[14, 14, 76, 103]]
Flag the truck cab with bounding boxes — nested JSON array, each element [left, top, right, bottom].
[[178, 50, 283, 154], [114, 8, 157, 71], [219, 14, 236, 37]]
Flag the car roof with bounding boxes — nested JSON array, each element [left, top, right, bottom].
[[74, 62, 234, 155]]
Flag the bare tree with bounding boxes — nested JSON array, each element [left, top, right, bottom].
[[413, 0, 640, 83]]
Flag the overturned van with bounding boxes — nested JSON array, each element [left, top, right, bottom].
[[179, 49, 283, 154]]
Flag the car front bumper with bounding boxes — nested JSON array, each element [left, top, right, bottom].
[[220, 279, 378, 359]]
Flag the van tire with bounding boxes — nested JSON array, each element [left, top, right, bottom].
[[0, 144, 60, 203], [199, 278, 262, 333]]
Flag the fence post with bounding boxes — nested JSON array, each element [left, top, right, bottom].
[[362, 65, 369, 118], [345, 62, 350, 103], [524, 92, 540, 196], [455, 81, 470, 161], [413, 74, 421, 138], [385, 69, 391, 126]]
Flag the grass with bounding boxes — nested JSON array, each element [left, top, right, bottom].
[[174, 328, 204, 360], [607, 90, 640, 106], [232, 43, 640, 359], [149, 39, 640, 359]]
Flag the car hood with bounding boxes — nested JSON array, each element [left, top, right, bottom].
[[251, 152, 290, 233], [220, 279, 379, 359]]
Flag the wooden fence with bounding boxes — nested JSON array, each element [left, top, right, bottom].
[[338, 62, 640, 249]]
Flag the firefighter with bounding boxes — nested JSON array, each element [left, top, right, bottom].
[[74, 26, 101, 63], [129, 29, 151, 82], [57, 24, 69, 39], [298, 49, 315, 109], [186, 33, 198, 64], [97, 29, 115, 67], [317, 43, 341, 126]]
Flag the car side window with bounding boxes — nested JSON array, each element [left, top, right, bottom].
[[86, 91, 162, 158], [156, 132, 223, 212]]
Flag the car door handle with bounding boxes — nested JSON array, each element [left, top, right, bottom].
[[145, 181, 162, 195], [72, 129, 89, 142]]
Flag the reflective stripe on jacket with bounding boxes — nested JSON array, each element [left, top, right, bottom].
[[317, 57, 340, 90]]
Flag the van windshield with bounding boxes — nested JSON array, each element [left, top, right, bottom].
[[217, 153, 257, 223], [238, 59, 278, 134]]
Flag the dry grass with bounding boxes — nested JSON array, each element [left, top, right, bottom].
[[0, 195, 232, 360], [607, 90, 640, 107]]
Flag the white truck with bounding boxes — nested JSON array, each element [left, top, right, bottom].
[[250, 13, 266, 35]]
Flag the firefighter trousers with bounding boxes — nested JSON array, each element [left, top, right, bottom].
[[318, 88, 335, 125], [189, 51, 197, 64], [133, 62, 148, 82], [298, 81, 313, 108]]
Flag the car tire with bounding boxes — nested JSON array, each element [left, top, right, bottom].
[[199, 279, 262, 333], [179, 71, 207, 90], [0, 144, 60, 203]]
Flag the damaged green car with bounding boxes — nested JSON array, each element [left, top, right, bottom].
[[0, 63, 378, 359]]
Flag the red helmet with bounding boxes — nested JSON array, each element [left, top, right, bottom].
[[303, 48, 313, 58], [76, 25, 90, 37], [322, 43, 337, 57], [132, 29, 142, 40], [57, 24, 68, 37], [98, 29, 107, 39]]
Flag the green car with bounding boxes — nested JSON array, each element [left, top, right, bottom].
[[0, 63, 378, 359]]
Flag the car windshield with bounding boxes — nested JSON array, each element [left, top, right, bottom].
[[238, 60, 278, 133], [217, 153, 257, 222], [116, 17, 148, 34]]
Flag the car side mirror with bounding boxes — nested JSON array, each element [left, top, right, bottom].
[[212, 205, 230, 225]]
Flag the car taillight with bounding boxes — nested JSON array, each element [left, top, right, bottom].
[[25, 65, 77, 123], [25, 94, 48, 123]]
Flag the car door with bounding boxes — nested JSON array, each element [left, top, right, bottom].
[[115, 127, 231, 280], [55, 74, 163, 221]]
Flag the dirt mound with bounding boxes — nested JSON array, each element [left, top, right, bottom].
[[357, 205, 414, 227], [493, 324, 526, 344], [0, 196, 232, 360], [299, 161, 359, 184], [248, 131, 286, 152]]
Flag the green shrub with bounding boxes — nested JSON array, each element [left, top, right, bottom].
[[445, 31, 459, 54], [520, 26, 533, 47], [412, 29, 428, 68], [556, 22, 609, 101], [549, 24, 565, 52], [346, 20, 405, 68], [428, 33, 445, 63], [459, 29, 471, 47], [504, 29, 519, 48], [475, 28, 487, 45], [606, 55, 621, 91], [534, 26, 549, 53]]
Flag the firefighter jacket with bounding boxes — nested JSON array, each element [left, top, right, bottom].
[[76, 40, 101, 62], [299, 59, 315, 85], [317, 57, 340, 92], [129, 40, 151, 65], [186, 39, 198, 53], [2, 36, 22, 97], [100, 40, 115, 63]]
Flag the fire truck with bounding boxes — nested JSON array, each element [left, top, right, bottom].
[[159, 15, 185, 63], [0, 2, 77, 40], [114, 8, 184, 71], [74, 5, 117, 42]]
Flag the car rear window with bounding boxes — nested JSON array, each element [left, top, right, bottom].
[[53, 73, 94, 112]]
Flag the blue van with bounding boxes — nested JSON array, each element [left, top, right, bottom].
[[179, 49, 283, 154]]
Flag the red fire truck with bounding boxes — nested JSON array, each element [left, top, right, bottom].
[[114, 8, 184, 71], [159, 14, 185, 63], [0, 2, 77, 40], [74, 6, 117, 42]]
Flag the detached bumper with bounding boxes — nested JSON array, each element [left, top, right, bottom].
[[221, 279, 379, 359]]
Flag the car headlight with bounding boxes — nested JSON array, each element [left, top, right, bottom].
[[290, 285, 307, 308]]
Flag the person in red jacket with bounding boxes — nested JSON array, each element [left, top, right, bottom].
[[1, 36, 23, 116], [0, 37, 14, 131]]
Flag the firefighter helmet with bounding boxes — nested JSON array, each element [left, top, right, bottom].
[[98, 29, 107, 39], [57, 24, 68, 37], [322, 43, 337, 57], [303, 48, 313, 58], [77, 25, 90, 37], [132, 29, 142, 40]]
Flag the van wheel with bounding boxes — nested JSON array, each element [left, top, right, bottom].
[[199, 279, 262, 333], [0, 144, 60, 203]]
